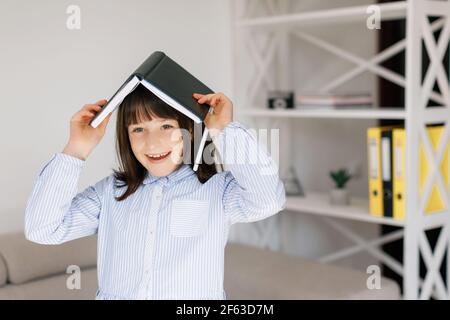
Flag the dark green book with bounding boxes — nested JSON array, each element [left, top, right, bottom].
[[90, 51, 214, 170]]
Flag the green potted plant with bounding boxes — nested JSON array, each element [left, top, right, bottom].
[[329, 168, 352, 205]]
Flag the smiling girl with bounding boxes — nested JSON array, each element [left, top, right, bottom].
[[25, 84, 286, 300]]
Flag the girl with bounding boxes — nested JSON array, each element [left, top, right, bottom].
[[25, 84, 286, 300]]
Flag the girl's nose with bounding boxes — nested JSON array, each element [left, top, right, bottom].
[[145, 130, 165, 149]]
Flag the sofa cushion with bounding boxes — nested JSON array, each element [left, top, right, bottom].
[[0, 233, 97, 285], [224, 243, 400, 300], [0, 254, 7, 287], [0, 267, 97, 300]]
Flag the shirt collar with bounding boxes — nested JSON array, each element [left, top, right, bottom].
[[143, 164, 195, 186]]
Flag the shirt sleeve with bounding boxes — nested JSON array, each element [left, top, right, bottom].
[[212, 121, 286, 225], [24, 153, 109, 245]]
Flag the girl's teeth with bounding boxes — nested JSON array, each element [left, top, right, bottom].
[[148, 152, 169, 159]]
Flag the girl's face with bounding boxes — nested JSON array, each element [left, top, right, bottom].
[[128, 116, 184, 177]]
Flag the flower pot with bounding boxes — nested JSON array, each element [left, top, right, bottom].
[[329, 188, 350, 206]]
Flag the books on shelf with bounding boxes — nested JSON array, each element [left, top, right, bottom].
[[296, 93, 373, 109], [367, 125, 449, 220]]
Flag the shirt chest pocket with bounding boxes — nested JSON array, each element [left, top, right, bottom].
[[170, 199, 210, 237]]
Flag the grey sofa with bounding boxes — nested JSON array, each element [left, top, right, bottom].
[[0, 232, 400, 299], [0, 233, 97, 300]]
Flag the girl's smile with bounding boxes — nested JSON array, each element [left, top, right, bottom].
[[146, 151, 172, 163]]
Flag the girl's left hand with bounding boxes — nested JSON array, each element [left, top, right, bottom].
[[193, 92, 233, 135]]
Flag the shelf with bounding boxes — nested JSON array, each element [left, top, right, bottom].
[[285, 192, 405, 227], [233, 0, 450, 299], [238, 107, 406, 120], [236, 1, 407, 30]]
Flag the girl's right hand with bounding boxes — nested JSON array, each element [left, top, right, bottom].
[[62, 99, 113, 160]]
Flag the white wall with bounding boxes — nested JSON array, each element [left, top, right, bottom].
[[0, 0, 232, 233]]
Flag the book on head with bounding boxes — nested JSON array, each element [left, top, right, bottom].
[[90, 51, 214, 171]]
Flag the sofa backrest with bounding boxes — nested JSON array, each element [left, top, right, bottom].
[[0, 232, 97, 285], [0, 255, 6, 288]]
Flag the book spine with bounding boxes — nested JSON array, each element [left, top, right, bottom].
[[133, 51, 166, 79]]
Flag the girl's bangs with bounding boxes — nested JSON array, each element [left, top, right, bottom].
[[123, 85, 181, 127], [126, 100, 157, 126]]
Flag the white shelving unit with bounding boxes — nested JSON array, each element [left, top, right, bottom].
[[237, 107, 407, 119], [286, 193, 404, 227], [231, 0, 450, 300]]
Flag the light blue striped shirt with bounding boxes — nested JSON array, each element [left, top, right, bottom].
[[25, 121, 286, 300]]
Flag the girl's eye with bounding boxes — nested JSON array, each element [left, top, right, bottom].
[[132, 127, 143, 133], [162, 124, 174, 130]]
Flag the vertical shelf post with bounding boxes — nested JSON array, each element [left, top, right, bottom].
[[404, 0, 422, 300]]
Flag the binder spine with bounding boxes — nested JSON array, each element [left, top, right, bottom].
[[381, 130, 393, 218], [393, 128, 406, 220], [368, 128, 383, 217]]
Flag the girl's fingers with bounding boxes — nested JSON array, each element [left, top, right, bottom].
[[206, 94, 224, 107], [82, 99, 107, 111], [82, 104, 94, 111], [73, 100, 108, 122], [193, 93, 210, 99], [199, 95, 215, 104], [196, 93, 212, 99], [83, 112, 95, 118], [211, 95, 221, 107], [195, 93, 227, 107], [82, 104, 102, 114], [95, 99, 108, 106], [76, 110, 95, 119], [197, 95, 208, 103]]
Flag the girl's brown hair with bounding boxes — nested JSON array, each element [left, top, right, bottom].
[[113, 84, 217, 201]]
